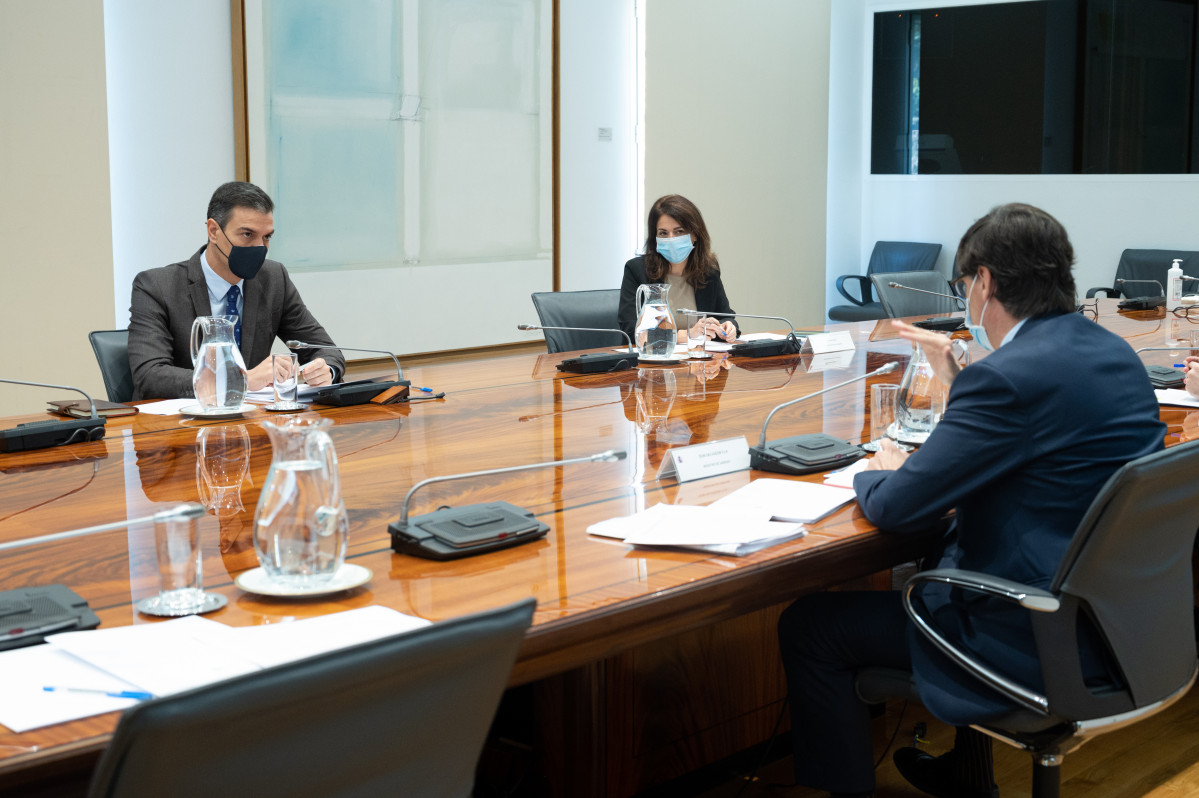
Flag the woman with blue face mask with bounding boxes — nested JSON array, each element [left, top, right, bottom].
[[617, 194, 740, 344]]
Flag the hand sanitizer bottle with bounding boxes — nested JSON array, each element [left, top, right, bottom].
[[1167, 258, 1184, 311]]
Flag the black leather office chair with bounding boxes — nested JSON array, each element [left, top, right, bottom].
[[1086, 248, 1199, 299], [856, 443, 1199, 798], [870, 270, 959, 318], [87, 598, 536, 798], [829, 241, 943, 322], [88, 330, 134, 403], [530, 289, 625, 353]]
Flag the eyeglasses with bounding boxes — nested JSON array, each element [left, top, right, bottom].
[[1171, 305, 1199, 318], [951, 278, 970, 299], [1076, 299, 1099, 318]]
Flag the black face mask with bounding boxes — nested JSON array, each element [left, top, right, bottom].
[[217, 225, 268, 281]]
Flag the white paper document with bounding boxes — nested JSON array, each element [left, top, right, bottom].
[[135, 398, 195, 415], [710, 478, 857, 524], [0, 645, 150, 733], [1156, 388, 1199, 408], [823, 458, 870, 489], [0, 606, 433, 733], [588, 503, 805, 556]]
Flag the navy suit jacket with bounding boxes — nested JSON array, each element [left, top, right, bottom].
[[854, 311, 1166, 724], [128, 247, 344, 400], [617, 256, 738, 342]]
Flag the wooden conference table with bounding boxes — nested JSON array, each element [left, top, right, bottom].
[[0, 300, 1193, 796]]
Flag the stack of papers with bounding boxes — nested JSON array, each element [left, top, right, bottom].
[[0, 606, 430, 733], [1156, 388, 1199, 408], [588, 478, 858, 556]]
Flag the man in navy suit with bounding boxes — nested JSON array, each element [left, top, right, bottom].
[[778, 204, 1166, 798]]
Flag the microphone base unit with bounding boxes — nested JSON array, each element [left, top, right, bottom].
[[313, 379, 411, 406], [729, 336, 802, 358], [389, 501, 550, 560], [1118, 296, 1165, 311], [0, 417, 106, 453], [557, 351, 638, 374], [1146, 364, 1185, 390], [0, 584, 101, 650], [912, 317, 966, 332], [749, 434, 864, 475]]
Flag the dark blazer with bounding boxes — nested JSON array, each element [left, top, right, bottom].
[[128, 246, 345, 400], [854, 311, 1166, 725], [617, 256, 739, 341]]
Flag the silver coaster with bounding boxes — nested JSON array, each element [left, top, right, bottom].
[[136, 592, 228, 617]]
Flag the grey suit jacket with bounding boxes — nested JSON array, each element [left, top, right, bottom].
[[128, 246, 345, 400]]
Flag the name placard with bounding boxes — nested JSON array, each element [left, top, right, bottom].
[[657, 437, 751, 483], [801, 331, 856, 355]]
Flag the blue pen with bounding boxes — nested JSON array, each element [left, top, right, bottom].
[[416, 386, 434, 393], [43, 686, 154, 700]]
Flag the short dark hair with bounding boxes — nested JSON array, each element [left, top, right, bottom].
[[643, 194, 720, 288], [207, 182, 274, 229], [954, 203, 1076, 318]]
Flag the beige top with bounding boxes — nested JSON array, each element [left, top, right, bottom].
[[665, 274, 698, 331]]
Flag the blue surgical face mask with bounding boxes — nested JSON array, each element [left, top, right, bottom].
[[656, 233, 694, 265], [965, 277, 995, 351]]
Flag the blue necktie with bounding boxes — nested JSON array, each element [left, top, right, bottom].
[[225, 284, 242, 347]]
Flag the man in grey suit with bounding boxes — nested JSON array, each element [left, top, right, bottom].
[[128, 182, 344, 400]]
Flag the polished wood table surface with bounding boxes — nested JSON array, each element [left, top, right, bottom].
[[0, 300, 1193, 793]]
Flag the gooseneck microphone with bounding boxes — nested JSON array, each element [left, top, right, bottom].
[[0, 503, 206, 553], [678, 309, 803, 358], [750, 362, 901, 475], [885, 283, 967, 332], [389, 449, 627, 560], [1116, 278, 1166, 297], [887, 282, 967, 308], [286, 340, 411, 405], [517, 324, 638, 373], [0, 378, 106, 453]]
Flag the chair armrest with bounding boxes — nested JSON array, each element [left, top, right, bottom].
[[1085, 287, 1121, 299], [835, 274, 872, 306], [903, 568, 1057, 714]]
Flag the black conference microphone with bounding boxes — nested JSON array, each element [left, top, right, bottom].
[[286, 340, 411, 406], [1134, 345, 1192, 389], [886, 282, 966, 332], [679, 309, 804, 358], [517, 324, 638, 373], [389, 449, 627, 560], [749, 362, 900, 475], [0, 378, 106, 453], [1116, 278, 1166, 310]]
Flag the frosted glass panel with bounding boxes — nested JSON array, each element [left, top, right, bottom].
[[421, 111, 538, 260], [270, 116, 401, 268], [248, 0, 549, 272], [267, 0, 395, 95]]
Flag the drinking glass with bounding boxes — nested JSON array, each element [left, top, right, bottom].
[[136, 514, 226, 617], [684, 310, 707, 358], [266, 352, 303, 411], [862, 384, 899, 452]]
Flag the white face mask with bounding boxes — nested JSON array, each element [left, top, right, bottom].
[[965, 276, 994, 352]]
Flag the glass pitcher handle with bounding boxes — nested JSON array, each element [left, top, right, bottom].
[[636, 283, 649, 314], [950, 337, 971, 367], [189, 317, 204, 365], [308, 430, 341, 507]]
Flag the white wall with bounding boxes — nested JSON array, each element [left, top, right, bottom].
[[827, 0, 1199, 314], [646, 0, 831, 332], [0, 0, 114, 415], [104, 0, 237, 328], [558, 0, 640, 292]]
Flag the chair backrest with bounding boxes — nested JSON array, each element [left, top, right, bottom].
[[1041, 443, 1199, 716], [530, 290, 625, 353], [871, 270, 958, 318], [88, 330, 134, 403], [87, 599, 536, 798], [866, 241, 943, 276], [1112, 248, 1199, 295]]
